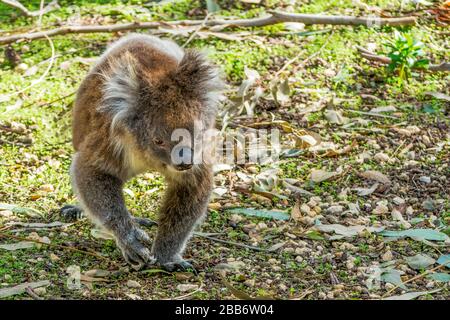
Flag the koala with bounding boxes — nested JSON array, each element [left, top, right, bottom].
[[62, 34, 224, 271]]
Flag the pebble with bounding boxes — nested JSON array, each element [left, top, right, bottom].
[[327, 205, 344, 215], [244, 279, 255, 287], [33, 287, 46, 295], [177, 284, 199, 292], [419, 176, 431, 184], [49, 253, 60, 262], [392, 197, 405, 205], [300, 204, 311, 215], [382, 251, 394, 261], [126, 280, 141, 288], [278, 283, 288, 291], [268, 258, 279, 265], [374, 152, 390, 163], [373, 203, 389, 215], [0, 210, 13, 218], [295, 256, 304, 263]]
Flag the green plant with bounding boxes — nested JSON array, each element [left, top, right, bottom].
[[384, 31, 429, 85]]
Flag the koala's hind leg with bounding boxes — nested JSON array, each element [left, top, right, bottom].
[[60, 204, 157, 227], [72, 156, 153, 270], [152, 166, 213, 272]]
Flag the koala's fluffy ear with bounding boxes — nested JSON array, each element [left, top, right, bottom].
[[173, 50, 225, 96], [100, 52, 140, 131]]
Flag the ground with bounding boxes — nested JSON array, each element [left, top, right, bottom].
[[0, 0, 449, 300]]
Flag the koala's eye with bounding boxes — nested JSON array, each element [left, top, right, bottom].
[[153, 138, 164, 146]]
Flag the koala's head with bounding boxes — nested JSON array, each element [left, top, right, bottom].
[[101, 46, 224, 172]]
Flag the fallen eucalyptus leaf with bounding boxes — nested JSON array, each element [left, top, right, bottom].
[[227, 208, 290, 221], [380, 229, 449, 242], [384, 289, 441, 300], [310, 169, 339, 183], [0, 241, 35, 251], [437, 254, 450, 268], [405, 254, 436, 270], [427, 273, 450, 282]]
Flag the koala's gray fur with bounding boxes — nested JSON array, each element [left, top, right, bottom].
[[67, 34, 224, 270]]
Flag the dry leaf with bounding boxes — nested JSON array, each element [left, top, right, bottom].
[[359, 170, 391, 185], [310, 169, 339, 183]]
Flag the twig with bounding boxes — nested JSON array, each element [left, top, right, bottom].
[[0, 232, 113, 263], [25, 286, 44, 300], [0, 11, 417, 45], [275, 30, 334, 78], [22, 90, 76, 109], [382, 263, 449, 298], [346, 109, 399, 119], [1, 0, 59, 18], [194, 233, 269, 252], [181, 13, 211, 48], [356, 46, 450, 72]]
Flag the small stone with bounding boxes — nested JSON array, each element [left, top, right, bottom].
[[126, 280, 141, 288], [4, 274, 12, 281], [230, 214, 243, 224], [0, 210, 13, 218], [40, 236, 51, 244], [256, 222, 267, 230], [392, 197, 405, 205], [382, 251, 394, 261], [374, 152, 390, 163], [385, 283, 396, 290], [295, 256, 304, 263], [244, 279, 255, 287], [208, 202, 221, 210], [33, 287, 46, 295], [327, 205, 344, 215], [49, 253, 60, 262], [214, 261, 245, 271], [373, 203, 389, 215], [307, 199, 318, 208], [278, 283, 288, 291], [419, 176, 431, 184], [177, 284, 199, 292], [300, 204, 311, 215], [268, 258, 279, 265], [313, 206, 322, 214]]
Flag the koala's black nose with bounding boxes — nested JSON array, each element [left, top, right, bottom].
[[173, 146, 193, 171]]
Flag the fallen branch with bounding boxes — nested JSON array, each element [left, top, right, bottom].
[[194, 233, 269, 252], [0, 11, 417, 45], [382, 262, 448, 298], [0, 231, 114, 263], [356, 46, 450, 72], [1, 0, 59, 18]]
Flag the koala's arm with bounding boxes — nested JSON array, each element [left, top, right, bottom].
[[152, 165, 213, 269], [72, 154, 152, 269]]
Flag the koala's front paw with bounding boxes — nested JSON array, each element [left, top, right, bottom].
[[116, 226, 153, 270], [60, 204, 83, 221]]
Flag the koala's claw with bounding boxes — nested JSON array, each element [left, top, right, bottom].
[[161, 260, 197, 274], [133, 217, 157, 228], [60, 204, 84, 221], [118, 226, 153, 270]]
